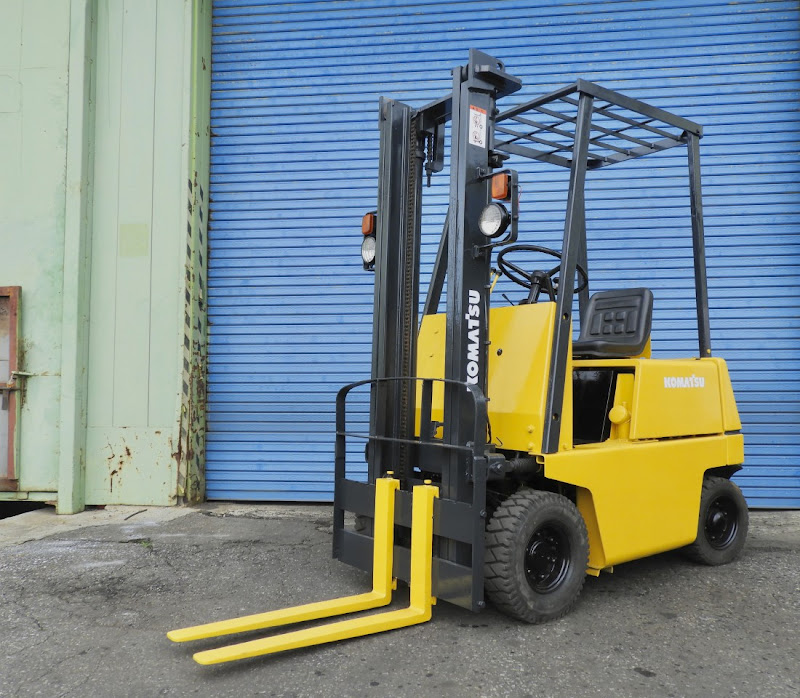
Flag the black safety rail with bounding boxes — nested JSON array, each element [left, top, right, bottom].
[[333, 376, 490, 611], [494, 79, 702, 170]]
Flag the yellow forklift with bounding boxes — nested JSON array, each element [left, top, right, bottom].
[[170, 50, 748, 664]]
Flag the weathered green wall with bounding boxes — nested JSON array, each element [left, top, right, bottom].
[[0, 0, 210, 511], [84, 0, 198, 507], [0, 0, 71, 499]]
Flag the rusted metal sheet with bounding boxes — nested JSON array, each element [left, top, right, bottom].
[[177, 172, 209, 504], [174, 0, 211, 504], [0, 287, 21, 491]]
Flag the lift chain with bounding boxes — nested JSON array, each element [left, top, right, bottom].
[[397, 115, 421, 482]]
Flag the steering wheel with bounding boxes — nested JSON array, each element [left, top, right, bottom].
[[496, 244, 589, 303]]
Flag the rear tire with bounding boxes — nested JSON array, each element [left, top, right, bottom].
[[684, 476, 748, 565], [485, 489, 589, 623]]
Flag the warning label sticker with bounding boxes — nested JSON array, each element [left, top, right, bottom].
[[469, 105, 487, 148]]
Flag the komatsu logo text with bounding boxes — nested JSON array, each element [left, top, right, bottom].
[[465, 289, 481, 385], [664, 375, 705, 389]]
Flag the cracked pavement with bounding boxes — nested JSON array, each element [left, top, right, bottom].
[[0, 506, 798, 697]]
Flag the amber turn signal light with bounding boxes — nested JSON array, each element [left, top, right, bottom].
[[362, 211, 376, 235], [491, 173, 511, 201]]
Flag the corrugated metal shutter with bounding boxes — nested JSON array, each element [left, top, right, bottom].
[[208, 0, 800, 506]]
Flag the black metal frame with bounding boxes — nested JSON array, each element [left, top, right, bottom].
[[494, 79, 701, 169], [334, 377, 489, 609], [334, 51, 712, 612]]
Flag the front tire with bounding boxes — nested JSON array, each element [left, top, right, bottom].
[[684, 476, 749, 565], [484, 489, 589, 623]]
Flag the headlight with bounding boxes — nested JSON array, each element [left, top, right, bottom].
[[478, 202, 510, 238], [361, 235, 376, 267]]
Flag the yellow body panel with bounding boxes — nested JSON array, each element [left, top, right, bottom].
[[415, 313, 446, 432], [417, 303, 573, 451], [417, 302, 744, 572], [574, 356, 742, 441], [630, 359, 724, 438], [713, 357, 743, 431], [727, 432, 745, 464], [545, 434, 743, 569]]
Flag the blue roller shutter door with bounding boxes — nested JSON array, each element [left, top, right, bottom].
[[207, 0, 800, 506]]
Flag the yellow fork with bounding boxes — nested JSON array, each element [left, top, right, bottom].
[[191, 482, 438, 665], [167, 476, 400, 644]]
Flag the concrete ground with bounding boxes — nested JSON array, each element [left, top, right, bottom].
[[0, 504, 797, 698]]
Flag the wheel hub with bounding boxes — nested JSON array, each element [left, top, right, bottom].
[[524, 524, 571, 592], [705, 495, 739, 549]]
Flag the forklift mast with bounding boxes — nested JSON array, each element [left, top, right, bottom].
[[369, 50, 521, 497], [334, 50, 525, 611]]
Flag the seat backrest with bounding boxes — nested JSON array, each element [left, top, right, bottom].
[[572, 288, 653, 359]]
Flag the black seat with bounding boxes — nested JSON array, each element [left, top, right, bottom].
[[572, 288, 653, 359]]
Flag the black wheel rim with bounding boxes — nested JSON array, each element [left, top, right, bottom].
[[524, 523, 571, 592], [705, 495, 739, 550]]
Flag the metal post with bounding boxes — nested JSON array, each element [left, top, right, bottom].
[[687, 133, 712, 357], [576, 201, 590, 322], [441, 51, 521, 579], [541, 92, 594, 454], [442, 59, 494, 507]]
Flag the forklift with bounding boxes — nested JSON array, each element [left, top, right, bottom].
[[169, 50, 748, 664]]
